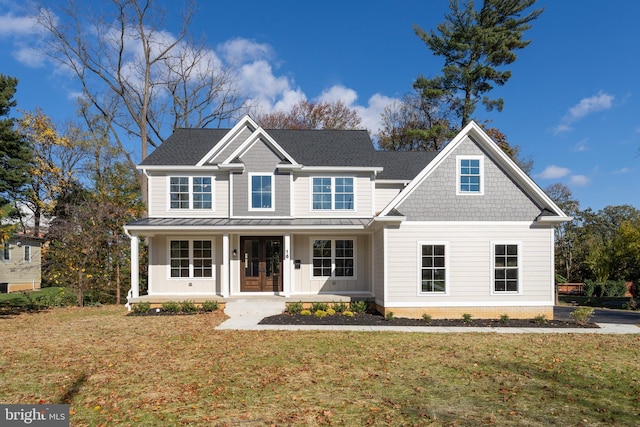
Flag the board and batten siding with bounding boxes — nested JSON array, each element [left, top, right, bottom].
[[384, 222, 554, 306], [148, 235, 220, 295], [147, 172, 228, 218], [291, 173, 374, 217]]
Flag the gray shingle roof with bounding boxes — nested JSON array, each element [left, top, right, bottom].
[[140, 128, 438, 180]]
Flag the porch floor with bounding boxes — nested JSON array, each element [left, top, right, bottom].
[[128, 293, 373, 306]]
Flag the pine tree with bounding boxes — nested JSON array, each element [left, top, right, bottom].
[[0, 74, 32, 211], [414, 0, 543, 127]]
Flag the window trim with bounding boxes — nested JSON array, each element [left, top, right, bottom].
[[2, 242, 10, 261], [417, 241, 449, 295], [248, 173, 275, 211], [310, 176, 356, 211], [491, 241, 522, 295], [456, 155, 484, 195], [167, 238, 215, 280], [310, 237, 357, 280], [23, 245, 31, 263], [167, 176, 214, 211]]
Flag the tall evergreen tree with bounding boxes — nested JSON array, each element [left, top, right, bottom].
[[414, 0, 543, 127], [0, 74, 32, 214]]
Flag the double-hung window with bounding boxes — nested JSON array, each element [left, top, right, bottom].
[[2, 242, 9, 261], [24, 245, 31, 262], [312, 177, 354, 210], [419, 243, 447, 293], [457, 156, 483, 195], [170, 239, 213, 278], [250, 174, 274, 210], [493, 243, 520, 293], [312, 238, 355, 278], [170, 176, 213, 210]]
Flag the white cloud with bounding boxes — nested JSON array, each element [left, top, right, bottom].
[[570, 175, 590, 186], [318, 85, 358, 105], [573, 139, 588, 152], [554, 91, 614, 135], [0, 13, 42, 37], [538, 165, 570, 180], [12, 45, 45, 67], [613, 167, 631, 175], [218, 38, 273, 64]]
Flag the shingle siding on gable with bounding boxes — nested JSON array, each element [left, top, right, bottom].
[[397, 137, 542, 221], [233, 139, 290, 216], [211, 126, 254, 163]]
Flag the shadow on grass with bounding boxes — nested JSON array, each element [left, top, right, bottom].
[[56, 372, 89, 404], [0, 301, 48, 317]]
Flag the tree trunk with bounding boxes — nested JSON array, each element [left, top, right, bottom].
[[77, 270, 84, 307], [116, 259, 121, 305]]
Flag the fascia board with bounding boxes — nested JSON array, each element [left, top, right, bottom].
[[220, 127, 300, 166], [195, 115, 260, 166]]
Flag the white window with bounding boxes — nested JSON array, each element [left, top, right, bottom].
[[169, 239, 213, 278], [312, 177, 354, 210], [312, 238, 355, 278], [457, 156, 484, 195], [492, 243, 520, 293], [419, 242, 448, 294], [169, 176, 213, 210], [24, 245, 31, 262], [2, 242, 9, 261], [249, 174, 274, 210]]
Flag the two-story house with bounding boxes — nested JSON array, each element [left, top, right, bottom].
[[124, 116, 569, 319]]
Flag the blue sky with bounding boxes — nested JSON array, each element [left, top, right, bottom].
[[0, 0, 638, 212]]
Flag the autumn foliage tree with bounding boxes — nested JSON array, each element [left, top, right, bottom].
[[255, 100, 363, 130]]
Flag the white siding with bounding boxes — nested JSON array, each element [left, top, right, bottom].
[[384, 222, 554, 306], [374, 183, 403, 213], [147, 172, 228, 218]]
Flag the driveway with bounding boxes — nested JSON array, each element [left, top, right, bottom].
[[555, 305, 640, 325]]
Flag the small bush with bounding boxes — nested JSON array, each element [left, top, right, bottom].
[[314, 310, 327, 318], [570, 307, 595, 324], [533, 314, 548, 324], [162, 301, 181, 313], [385, 311, 394, 321], [286, 301, 303, 315], [604, 280, 627, 297], [332, 301, 348, 313], [300, 309, 311, 316], [462, 313, 472, 323], [500, 314, 510, 324], [201, 300, 219, 312], [310, 302, 329, 312], [342, 310, 354, 317], [422, 313, 432, 324], [180, 300, 197, 313], [326, 308, 336, 316], [350, 301, 368, 313], [133, 302, 151, 314], [34, 289, 76, 308]]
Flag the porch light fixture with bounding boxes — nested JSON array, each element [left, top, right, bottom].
[[232, 249, 237, 258]]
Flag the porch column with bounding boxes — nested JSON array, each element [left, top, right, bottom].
[[221, 233, 230, 297], [130, 234, 139, 299], [283, 233, 291, 297]]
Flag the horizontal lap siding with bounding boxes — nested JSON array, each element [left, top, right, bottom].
[[374, 186, 401, 213], [384, 223, 553, 304]]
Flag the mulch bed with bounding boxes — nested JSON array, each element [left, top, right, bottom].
[[259, 312, 599, 328]]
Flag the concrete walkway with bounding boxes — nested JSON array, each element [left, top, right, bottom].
[[216, 298, 640, 334]]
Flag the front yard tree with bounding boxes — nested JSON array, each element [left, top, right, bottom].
[[545, 183, 580, 282], [414, 0, 543, 127], [0, 74, 32, 215]]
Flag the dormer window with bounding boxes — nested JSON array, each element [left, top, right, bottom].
[[457, 156, 484, 195], [312, 177, 354, 210], [169, 176, 213, 210]]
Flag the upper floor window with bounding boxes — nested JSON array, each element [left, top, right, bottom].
[[457, 156, 483, 195], [2, 242, 9, 261], [170, 176, 213, 210], [493, 243, 520, 293], [250, 174, 273, 210], [312, 177, 354, 210], [24, 245, 31, 262]]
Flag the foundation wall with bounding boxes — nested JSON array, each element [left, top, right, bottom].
[[375, 304, 554, 320]]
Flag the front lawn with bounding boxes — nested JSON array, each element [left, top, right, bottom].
[[0, 306, 638, 426]]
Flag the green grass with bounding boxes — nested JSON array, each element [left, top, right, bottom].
[[0, 306, 639, 426]]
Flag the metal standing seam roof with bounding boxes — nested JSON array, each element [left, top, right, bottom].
[[125, 217, 372, 229]]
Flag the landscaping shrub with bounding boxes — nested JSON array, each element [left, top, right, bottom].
[[462, 313, 472, 323], [350, 301, 368, 313], [422, 313, 432, 324], [331, 301, 348, 313], [286, 301, 303, 315], [201, 300, 219, 312], [570, 307, 595, 324], [584, 280, 626, 297], [533, 314, 548, 324], [314, 310, 327, 318], [385, 311, 394, 321], [300, 309, 311, 316], [342, 310, 354, 317], [326, 308, 336, 316], [310, 302, 329, 312], [180, 300, 197, 313], [133, 302, 151, 314], [162, 301, 181, 313], [500, 314, 510, 324]]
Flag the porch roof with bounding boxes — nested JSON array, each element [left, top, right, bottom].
[[125, 217, 371, 233]]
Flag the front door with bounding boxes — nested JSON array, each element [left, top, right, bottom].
[[240, 236, 283, 292]]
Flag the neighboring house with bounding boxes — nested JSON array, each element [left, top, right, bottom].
[[0, 234, 42, 293], [124, 116, 570, 318]]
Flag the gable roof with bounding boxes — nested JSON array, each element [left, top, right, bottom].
[[378, 121, 571, 223]]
